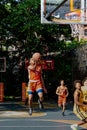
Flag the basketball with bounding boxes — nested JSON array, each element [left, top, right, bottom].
[[32, 52, 41, 61]]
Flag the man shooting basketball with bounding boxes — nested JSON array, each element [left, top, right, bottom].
[[27, 52, 47, 115]]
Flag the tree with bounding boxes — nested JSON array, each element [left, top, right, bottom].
[[0, 0, 72, 55], [0, 0, 81, 100]]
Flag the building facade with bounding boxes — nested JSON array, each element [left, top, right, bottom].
[[79, 25, 87, 40], [76, 43, 87, 73]]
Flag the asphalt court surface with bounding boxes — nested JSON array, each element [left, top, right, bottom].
[[0, 102, 87, 130]]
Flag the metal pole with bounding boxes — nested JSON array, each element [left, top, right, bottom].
[[70, 0, 74, 11], [41, 0, 44, 23], [44, 0, 46, 14], [86, 0, 87, 22], [45, 0, 68, 19], [81, 0, 84, 22]]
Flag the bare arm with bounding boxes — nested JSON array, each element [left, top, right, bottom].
[[74, 90, 87, 107], [41, 74, 47, 94], [27, 65, 36, 81], [40, 68, 47, 94], [28, 64, 36, 70], [65, 87, 69, 97], [56, 87, 61, 96]]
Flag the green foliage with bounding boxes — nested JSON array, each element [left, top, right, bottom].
[[0, 0, 83, 100], [0, 0, 74, 54]]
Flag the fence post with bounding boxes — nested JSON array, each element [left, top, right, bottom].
[[22, 82, 26, 102], [0, 82, 4, 102]]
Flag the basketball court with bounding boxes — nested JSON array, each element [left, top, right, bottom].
[[0, 102, 87, 130]]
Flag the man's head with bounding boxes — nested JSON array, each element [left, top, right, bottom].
[[82, 77, 87, 86], [74, 80, 81, 89], [60, 80, 64, 85]]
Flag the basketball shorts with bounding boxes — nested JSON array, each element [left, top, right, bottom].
[[27, 81, 43, 94], [58, 96, 66, 106], [73, 105, 87, 121]]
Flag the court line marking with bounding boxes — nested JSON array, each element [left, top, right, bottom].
[[0, 125, 69, 128], [0, 118, 86, 129], [0, 111, 47, 118]]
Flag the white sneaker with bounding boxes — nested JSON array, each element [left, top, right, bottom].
[[38, 99, 44, 109], [29, 108, 32, 116], [70, 124, 78, 130]]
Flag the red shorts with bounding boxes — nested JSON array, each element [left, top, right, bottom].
[[58, 96, 66, 105], [28, 80, 43, 94]]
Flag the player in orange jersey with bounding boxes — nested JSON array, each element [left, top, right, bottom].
[[56, 80, 68, 116], [27, 52, 47, 115]]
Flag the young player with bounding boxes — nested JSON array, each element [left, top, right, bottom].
[[56, 80, 68, 116], [81, 77, 87, 107], [27, 52, 47, 115], [70, 80, 87, 130]]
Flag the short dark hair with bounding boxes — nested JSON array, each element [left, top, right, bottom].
[[74, 80, 81, 87], [82, 77, 87, 85]]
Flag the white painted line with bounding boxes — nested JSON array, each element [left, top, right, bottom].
[[0, 125, 69, 128]]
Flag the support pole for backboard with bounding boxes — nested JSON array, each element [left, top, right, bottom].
[[0, 57, 6, 102], [0, 82, 4, 102], [70, 0, 74, 11], [86, 0, 87, 22], [81, 0, 85, 22], [22, 82, 26, 102], [41, 0, 44, 23]]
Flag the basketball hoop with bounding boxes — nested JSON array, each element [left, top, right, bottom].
[[70, 24, 83, 38]]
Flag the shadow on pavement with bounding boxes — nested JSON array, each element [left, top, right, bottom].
[[0, 102, 26, 111]]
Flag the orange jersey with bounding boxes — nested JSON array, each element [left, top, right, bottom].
[[28, 64, 43, 94], [58, 87, 67, 98], [57, 86, 68, 105], [29, 64, 42, 81]]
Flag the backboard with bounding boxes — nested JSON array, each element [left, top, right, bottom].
[[41, 0, 87, 24]]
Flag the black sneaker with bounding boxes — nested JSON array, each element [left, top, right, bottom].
[[62, 112, 65, 116], [38, 100, 44, 109], [25, 98, 28, 105], [29, 108, 32, 116]]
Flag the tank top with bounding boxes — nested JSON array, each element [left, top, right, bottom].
[[29, 65, 42, 81], [81, 86, 87, 103]]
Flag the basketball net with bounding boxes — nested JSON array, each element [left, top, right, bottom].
[[70, 24, 83, 38]]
